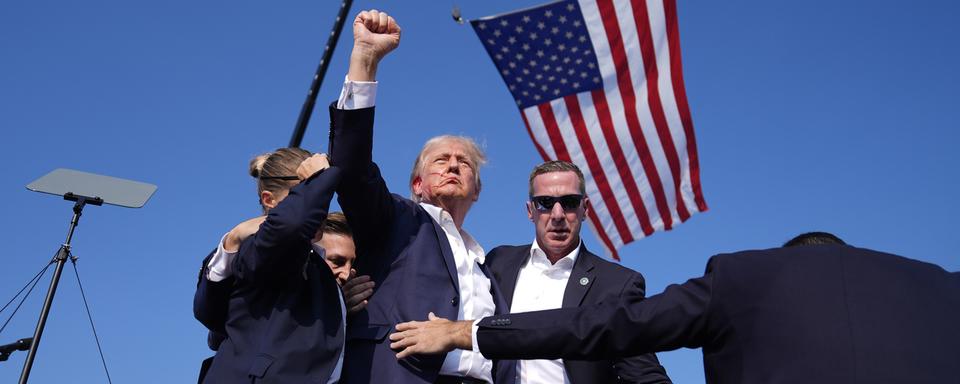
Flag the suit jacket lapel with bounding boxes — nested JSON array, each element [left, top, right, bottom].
[[431, 219, 461, 293], [562, 246, 597, 308], [478, 262, 512, 315], [498, 247, 527, 307]]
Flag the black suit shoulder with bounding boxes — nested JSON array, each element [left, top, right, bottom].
[[587, 251, 645, 278], [484, 245, 528, 283], [485, 245, 529, 267]]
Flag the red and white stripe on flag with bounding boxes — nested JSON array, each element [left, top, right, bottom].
[[472, 0, 707, 259]]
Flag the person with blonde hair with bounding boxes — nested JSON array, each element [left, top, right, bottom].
[[193, 148, 370, 383]]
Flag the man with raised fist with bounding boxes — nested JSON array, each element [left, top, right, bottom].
[[328, 10, 515, 384]]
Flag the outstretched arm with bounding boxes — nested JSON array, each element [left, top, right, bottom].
[[473, 274, 713, 360], [389, 270, 717, 361], [611, 274, 673, 384], [390, 313, 474, 359]]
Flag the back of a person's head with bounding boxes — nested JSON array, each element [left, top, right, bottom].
[[249, 147, 311, 212], [783, 231, 847, 247]]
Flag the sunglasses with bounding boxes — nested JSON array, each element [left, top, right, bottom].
[[530, 194, 584, 212]]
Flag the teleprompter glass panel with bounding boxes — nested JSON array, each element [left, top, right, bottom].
[[26, 168, 157, 208]]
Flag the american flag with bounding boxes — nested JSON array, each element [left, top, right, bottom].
[[471, 0, 707, 259]]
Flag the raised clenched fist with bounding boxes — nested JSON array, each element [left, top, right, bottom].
[[348, 9, 401, 81]]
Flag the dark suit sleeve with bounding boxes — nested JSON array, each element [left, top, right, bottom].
[[193, 249, 233, 335], [477, 263, 716, 360], [611, 274, 673, 384], [233, 166, 342, 284], [327, 104, 396, 249]]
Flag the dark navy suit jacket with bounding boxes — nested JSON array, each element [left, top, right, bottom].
[[476, 245, 960, 384], [484, 245, 671, 384], [194, 167, 345, 383], [328, 104, 515, 384]]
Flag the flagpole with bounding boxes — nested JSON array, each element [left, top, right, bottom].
[[289, 0, 354, 148]]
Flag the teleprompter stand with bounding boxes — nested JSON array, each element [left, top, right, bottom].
[[18, 193, 101, 382], [17, 169, 156, 383]]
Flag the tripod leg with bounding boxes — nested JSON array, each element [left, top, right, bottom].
[[18, 246, 69, 383]]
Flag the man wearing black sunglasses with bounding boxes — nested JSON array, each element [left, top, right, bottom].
[[480, 161, 671, 384]]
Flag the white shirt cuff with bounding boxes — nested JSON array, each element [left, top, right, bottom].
[[205, 232, 237, 282], [336, 75, 378, 110], [471, 318, 482, 355]]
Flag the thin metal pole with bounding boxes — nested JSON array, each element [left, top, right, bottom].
[[19, 200, 85, 384], [289, 0, 355, 148]]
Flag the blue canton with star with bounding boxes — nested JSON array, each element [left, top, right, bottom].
[[471, 0, 603, 109]]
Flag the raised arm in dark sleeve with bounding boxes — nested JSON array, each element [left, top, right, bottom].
[[327, 104, 397, 252], [232, 166, 342, 285]]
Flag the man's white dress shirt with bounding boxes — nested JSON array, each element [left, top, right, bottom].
[[420, 203, 496, 383], [508, 240, 580, 384]]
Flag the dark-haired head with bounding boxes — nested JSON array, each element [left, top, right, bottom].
[[321, 212, 352, 238], [783, 231, 847, 247], [317, 211, 356, 286]]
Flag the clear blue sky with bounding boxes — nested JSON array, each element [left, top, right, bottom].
[[2, 0, 958, 382]]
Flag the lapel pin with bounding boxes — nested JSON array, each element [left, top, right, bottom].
[[579, 277, 589, 286]]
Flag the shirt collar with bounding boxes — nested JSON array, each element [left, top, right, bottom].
[[529, 238, 581, 271], [420, 202, 449, 224], [420, 202, 485, 264]]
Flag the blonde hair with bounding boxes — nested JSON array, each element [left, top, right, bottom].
[[249, 147, 311, 212], [408, 135, 486, 202]]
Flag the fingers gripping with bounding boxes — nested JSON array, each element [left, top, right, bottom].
[[297, 153, 330, 180]]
